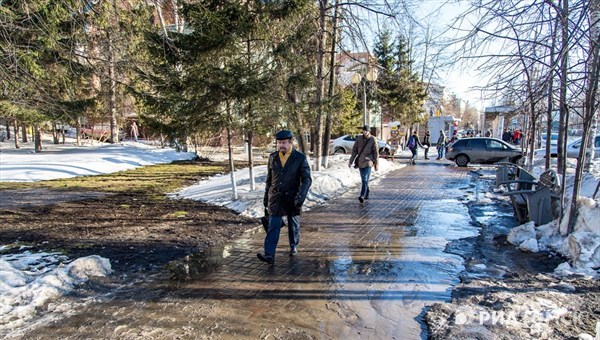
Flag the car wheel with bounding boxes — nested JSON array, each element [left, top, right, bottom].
[[380, 148, 390, 156], [455, 154, 469, 167], [334, 147, 346, 154]]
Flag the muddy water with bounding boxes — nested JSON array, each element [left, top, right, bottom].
[[20, 165, 478, 339]]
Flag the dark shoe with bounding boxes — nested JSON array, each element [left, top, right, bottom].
[[257, 253, 274, 265], [358, 196, 364, 203], [424, 157, 429, 159], [289, 247, 298, 256], [364, 196, 369, 200]]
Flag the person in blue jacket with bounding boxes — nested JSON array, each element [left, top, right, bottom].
[[257, 130, 312, 265]]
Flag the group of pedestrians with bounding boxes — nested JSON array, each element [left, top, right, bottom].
[[406, 130, 448, 164], [502, 128, 522, 145]]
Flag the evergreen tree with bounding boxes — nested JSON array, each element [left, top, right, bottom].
[[374, 31, 426, 127], [0, 1, 96, 149]]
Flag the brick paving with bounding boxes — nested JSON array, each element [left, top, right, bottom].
[[165, 161, 474, 337]]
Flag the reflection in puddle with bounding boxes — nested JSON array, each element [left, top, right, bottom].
[[167, 245, 232, 280]]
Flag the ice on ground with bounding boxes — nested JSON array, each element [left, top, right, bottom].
[[0, 252, 111, 333]]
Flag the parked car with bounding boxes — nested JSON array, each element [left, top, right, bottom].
[[445, 137, 523, 167], [329, 134, 392, 155], [533, 134, 600, 159], [540, 132, 559, 147]]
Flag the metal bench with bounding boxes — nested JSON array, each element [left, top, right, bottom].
[[496, 163, 536, 190], [498, 168, 561, 225]]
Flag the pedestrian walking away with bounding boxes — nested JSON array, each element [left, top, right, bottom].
[[436, 130, 446, 160], [131, 121, 139, 142], [406, 130, 423, 165], [257, 130, 312, 265], [422, 130, 431, 159], [348, 125, 379, 203]]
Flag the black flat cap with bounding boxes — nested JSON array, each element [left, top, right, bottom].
[[362, 125, 370, 131], [275, 130, 293, 140]]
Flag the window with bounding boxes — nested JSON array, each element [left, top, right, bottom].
[[469, 139, 486, 150], [487, 139, 506, 149]]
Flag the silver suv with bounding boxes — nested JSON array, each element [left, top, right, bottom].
[[445, 137, 523, 167]]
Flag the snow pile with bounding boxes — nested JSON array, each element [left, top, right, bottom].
[[0, 251, 111, 332], [0, 140, 196, 182], [506, 198, 600, 278], [507, 221, 540, 252], [503, 159, 600, 278], [172, 154, 404, 217]]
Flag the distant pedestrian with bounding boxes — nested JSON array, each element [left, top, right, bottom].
[[422, 130, 431, 160], [513, 129, 521, 145], [436, 130, 446, 160], [257, 130, 312, 265], [348, 125, 379, 203], [406, 130, 423, 165], [502, 129, 511, 143], [131, 121, 139, 142]]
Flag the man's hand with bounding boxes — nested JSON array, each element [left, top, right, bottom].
[[374, 164, 379, 172]]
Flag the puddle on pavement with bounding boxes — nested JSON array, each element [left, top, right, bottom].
[[167, 245, 232, 280]]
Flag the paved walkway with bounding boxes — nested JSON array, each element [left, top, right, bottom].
[[26, 161, 476, 339]]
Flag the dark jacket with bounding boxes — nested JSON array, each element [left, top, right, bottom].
[[422, 134, 430, 146], [263, 149, 312, 217], [407, 134, 423, 150], [349, 135, 379, 168]]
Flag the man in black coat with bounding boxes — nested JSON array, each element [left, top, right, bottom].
[[257, 130, 312, 265]]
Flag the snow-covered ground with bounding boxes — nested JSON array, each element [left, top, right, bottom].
[[0, 139, 196, 182], [171, 153, 404, 217]]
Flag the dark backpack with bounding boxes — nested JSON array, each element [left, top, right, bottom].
[[407, 136, 416, 149]]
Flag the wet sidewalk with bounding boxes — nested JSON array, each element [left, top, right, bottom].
[[26, 162, 479, 339]]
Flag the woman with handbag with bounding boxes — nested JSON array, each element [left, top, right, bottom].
[[348, 125, 379, 203]]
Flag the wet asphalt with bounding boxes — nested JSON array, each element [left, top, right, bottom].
[[21, 159, 482, 340]]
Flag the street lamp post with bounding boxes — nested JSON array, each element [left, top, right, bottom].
[[351, 68, 378, 127]]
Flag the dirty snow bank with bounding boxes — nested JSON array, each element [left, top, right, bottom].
[[0, 250, 111, 335], [506, 172, 600, 278], [426, 282, 595, 339], [426, 161, 600, 340], [172, 154, 404, 217]]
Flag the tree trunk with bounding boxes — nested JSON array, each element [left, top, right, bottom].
[[107, 30, 119, 144], [21, 124, 28, 143], [226, 102, 238, 200], [13, 119, 20, 149], [322, 0, 340, 169], [247, 130, 256, 191], [5, 120, 11, 140], [557, 0, 570, 224], [34, 124, 42, 153], [313, 0, 328, 172], [52, 122, 59, 144], [566, 0, 600, 234]]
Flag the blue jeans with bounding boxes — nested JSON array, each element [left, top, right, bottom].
[[264, 215, 300, 256], [359, 166, 371, 198], [437, 145, 444, 158]]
